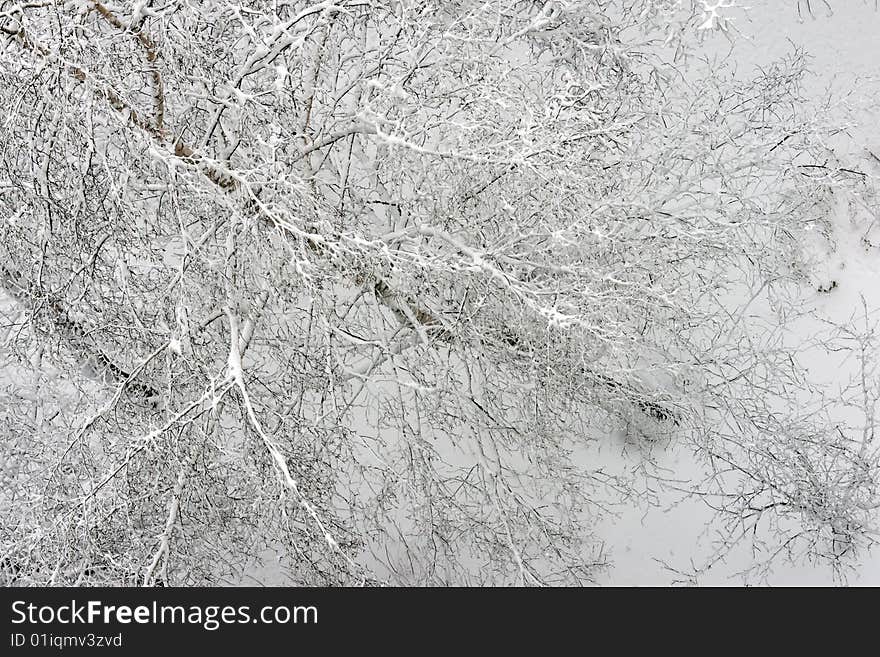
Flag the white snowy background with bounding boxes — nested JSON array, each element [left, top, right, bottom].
[[2, 1, 879, 586], [599, 0, 880, 585]]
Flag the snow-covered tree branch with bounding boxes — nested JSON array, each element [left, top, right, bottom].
[[1, 0, 878, 585]]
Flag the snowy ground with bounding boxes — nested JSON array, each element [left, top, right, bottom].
[[2, 1, 879, 587], [599, 0, 880, 586]]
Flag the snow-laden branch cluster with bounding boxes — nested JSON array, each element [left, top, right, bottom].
[[0, 0, 877, 585]]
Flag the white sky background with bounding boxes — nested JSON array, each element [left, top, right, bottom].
[[600, 0, 880, 586]]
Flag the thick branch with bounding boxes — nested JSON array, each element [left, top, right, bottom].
[[89, 1, 166, 131]]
